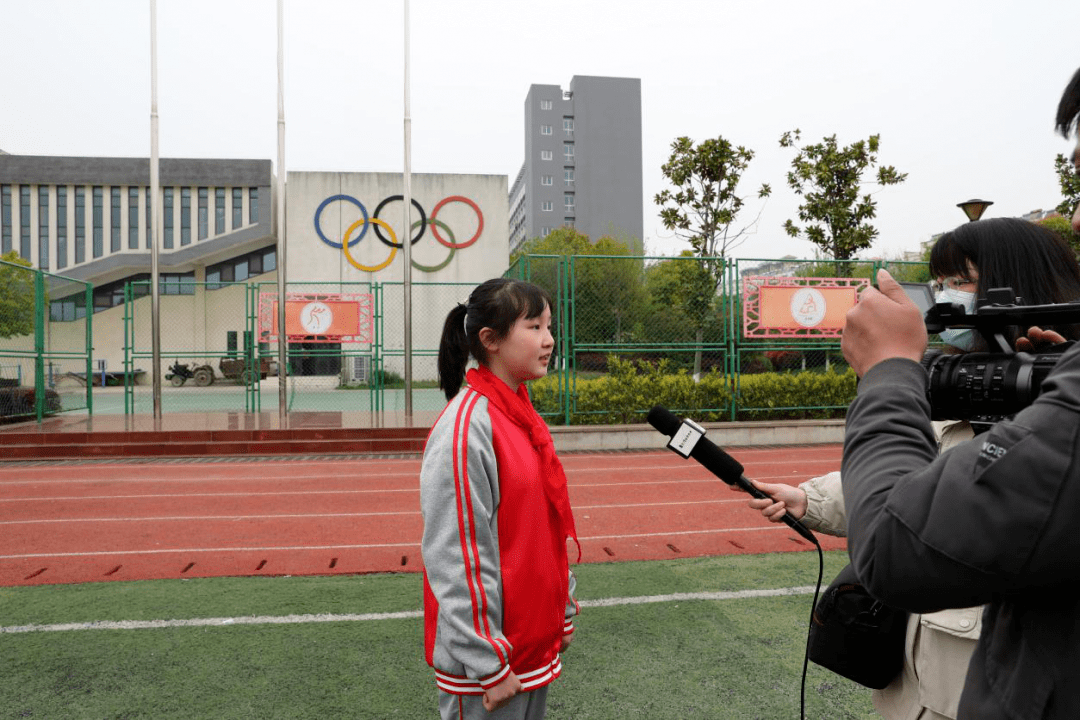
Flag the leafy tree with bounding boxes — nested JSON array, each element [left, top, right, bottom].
[[573, 235, 646, 345], [512, 226, 593, 262], [780, 129, 907, 276], [654, 136, 769, 376], [510, 227, 647, 345], [0, 251, 35, 339], [1054, 153, 1080, 220], [644, 251, 725, 377], [655, 135, 771, 270], [1038, 215, 1080, 257]]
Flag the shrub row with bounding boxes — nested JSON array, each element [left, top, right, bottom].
[[530, 357, 856, 425]]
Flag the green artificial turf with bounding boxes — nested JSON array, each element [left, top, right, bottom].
[[1, 551, 875, 719]]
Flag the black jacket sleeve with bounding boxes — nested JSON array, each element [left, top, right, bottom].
[[841, 347, 1080, 613]]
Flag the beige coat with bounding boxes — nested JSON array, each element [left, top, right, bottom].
[[802, 421, 980, 720]]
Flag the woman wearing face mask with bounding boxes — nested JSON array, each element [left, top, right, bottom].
[[745, 217, 1080, 720], [930, 217, 1080, 353]]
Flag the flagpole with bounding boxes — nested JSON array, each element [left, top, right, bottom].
[[402, 0, 414, 425], [276, 0, 288, 423], [149, 0, 162, 421]]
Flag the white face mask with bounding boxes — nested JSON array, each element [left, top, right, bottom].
[[935, 288, 978, 350]]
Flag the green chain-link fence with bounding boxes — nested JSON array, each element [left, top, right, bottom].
[[11, 253, 940, 425], [0, 258, 92, 422]]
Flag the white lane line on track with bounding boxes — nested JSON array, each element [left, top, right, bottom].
[[0, 473, 812, 501], [0, 525, 801, 560], [0, 498, 753, 524], [0, 458, 839, 484], [0, 586, 818, 634]]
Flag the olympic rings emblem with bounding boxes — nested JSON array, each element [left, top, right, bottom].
[[314, 194, 484, 272]]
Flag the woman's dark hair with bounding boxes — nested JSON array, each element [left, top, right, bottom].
[[1055, 66, 1080, 139], [929, 217, 1080, 347], [437, 278, 554, 399]]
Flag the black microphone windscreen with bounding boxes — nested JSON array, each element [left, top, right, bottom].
[[692, 439, 746, 483], [647, 405, 680, 436]]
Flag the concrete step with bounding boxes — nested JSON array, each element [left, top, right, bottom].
[[0, 426, 430, 461]]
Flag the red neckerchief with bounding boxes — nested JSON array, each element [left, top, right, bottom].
[[466, 365, 580, 562]]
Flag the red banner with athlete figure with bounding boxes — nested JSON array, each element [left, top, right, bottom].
[[259, 293, 373, 343], [743, 277, 869, 338]]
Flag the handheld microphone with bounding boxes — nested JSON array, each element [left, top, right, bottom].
[[646, 405, 818, 545]]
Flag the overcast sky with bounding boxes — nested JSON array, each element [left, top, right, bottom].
[[1, 0, 1077, 263]]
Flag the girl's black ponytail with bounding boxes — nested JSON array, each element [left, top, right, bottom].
[[437, 303, 471, 400], [437, 278, 553, 400]]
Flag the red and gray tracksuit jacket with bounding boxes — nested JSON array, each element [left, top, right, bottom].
[[421, 387, 579, 695]]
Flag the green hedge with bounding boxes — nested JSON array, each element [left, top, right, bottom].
[[531, 357, 856, 425], [735, 367, 856, 420]]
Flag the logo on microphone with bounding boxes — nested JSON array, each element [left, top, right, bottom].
[[668, 418, 706, 458]]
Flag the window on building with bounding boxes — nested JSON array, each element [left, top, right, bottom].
[[541, 201, 553, 212], [232, 188, 242, 229], [205, 245, 277, 290], [198, 187, 208, 240], [249, 188, 258, 224], [53, 270, 190, 320], [38, 187, 49, 270], [540, 175, 553, 186], [563, 219, 575, 228], [215, 188, 225, 235], [540, 125, 552, 136], [128, 188, 139, 249], [75, 186, 85, 263], [181, 188, 191, 246], [564, 193, 575, 212], [163, 188, 174, 249], [110, 187, 121, 253], [541, 226, 554, 236], [49, 291, 86, 322], [0, 185, 10, 254], [161, 272, 195, 295], [540, 150, 552, 161], [56, 186, 67, 270], [91, 186, 103, 259], [564, 169, 574, 185], [145, 189, 152, 249], [564, 143, 574, 161], [540, 99, 552, 110], [563, 117, 574, 133], [19, 186, 31, 260]]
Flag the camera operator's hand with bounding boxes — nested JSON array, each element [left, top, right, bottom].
[[733, 478, 808, 522], [1015, 325, 1068, 353], [842, 269, 928, 377]]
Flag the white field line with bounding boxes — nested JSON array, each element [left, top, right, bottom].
[[0, 586, 818, 635], [0, 524, 799, 560], [0, 498, 751, 525]]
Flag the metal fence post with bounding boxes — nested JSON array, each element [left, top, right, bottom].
[[562, 256, 572, 426], [33, 269, 45, 422], [85, 280, 93, 415]]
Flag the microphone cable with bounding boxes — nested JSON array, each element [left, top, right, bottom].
[[799, 538, 824, 720]]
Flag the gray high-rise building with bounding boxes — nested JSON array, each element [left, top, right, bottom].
[[509, 76, 643, 254]]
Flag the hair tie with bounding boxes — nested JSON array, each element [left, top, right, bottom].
[[459, 302, 469, 335]]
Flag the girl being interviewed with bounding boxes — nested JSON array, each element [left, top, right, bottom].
[[420, 277, 580, 720]]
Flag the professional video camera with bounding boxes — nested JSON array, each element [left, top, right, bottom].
[[904, 283, 1080, 433]]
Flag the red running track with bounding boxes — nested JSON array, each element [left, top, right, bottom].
[[0, 445, 846, 587]]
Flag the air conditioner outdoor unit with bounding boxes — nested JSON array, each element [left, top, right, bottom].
[[347, 355, 371, 384]]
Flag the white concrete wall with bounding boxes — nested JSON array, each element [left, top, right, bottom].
[[286, 172, 509, 380]]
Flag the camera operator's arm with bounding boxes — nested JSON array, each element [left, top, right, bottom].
[[842, 285, 1080, 611]]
